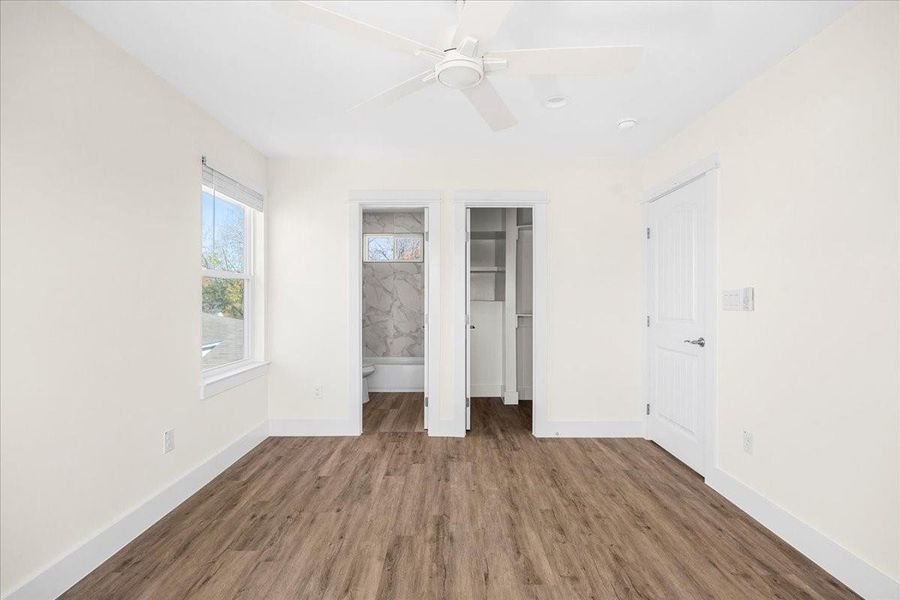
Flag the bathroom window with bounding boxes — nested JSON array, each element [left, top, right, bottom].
[[363, 233, 424, 262], [201, 159, 263, 372]]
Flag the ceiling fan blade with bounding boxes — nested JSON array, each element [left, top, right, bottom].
[[452, 1, 514, 49], [349, 70, 435, 113], [461, 79, 517, 131], [274, 1, 443, 59], [486, 46, 642, 76]]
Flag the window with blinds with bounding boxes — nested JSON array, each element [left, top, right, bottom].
[[200, 157, 263, 371]]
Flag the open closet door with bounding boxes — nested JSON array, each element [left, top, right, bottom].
[[465, 208, 472, 430], [422, 208, 429, 430]]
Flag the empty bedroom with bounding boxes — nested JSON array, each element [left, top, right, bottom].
[[1, 1, 898, 599]]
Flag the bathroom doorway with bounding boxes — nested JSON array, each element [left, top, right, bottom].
[[362, 209, 426, 433], [348, 194, 440, 436]]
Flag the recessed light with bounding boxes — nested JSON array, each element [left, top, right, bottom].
[[544, 95, 569, 109], [617, 118, 639, 130]]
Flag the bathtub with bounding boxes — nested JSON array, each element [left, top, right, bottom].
[[364, 356, 424, 392]]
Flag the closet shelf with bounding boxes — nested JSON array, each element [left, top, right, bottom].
[[470, 231, 506, 240], [471, 266, 505, 272]]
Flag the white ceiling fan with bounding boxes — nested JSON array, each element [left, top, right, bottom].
[[275, 1, 642, 131]]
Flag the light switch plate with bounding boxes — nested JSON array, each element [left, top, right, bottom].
[[722, 287, 754, 311]]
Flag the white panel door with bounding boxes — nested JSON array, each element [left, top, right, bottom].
[[465, 208, 472, 430], [647, 174, 713, 475], [516, 316, 533, 400], [470, 301, 504, 396], [422, 208, 429, 430]]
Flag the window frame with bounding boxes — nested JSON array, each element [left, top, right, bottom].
[[201, 184, 254, 373], [362, 232, 425, 263]]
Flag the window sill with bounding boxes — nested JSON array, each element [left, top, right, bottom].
[[201, 360, 269, 399]]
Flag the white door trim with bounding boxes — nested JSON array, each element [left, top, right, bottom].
[[642, 162, 719, 476], [453, 191, 549, 438], [349, 192, 441, 436], [503, 207, 519, 405], [642, 155, 720, 204]]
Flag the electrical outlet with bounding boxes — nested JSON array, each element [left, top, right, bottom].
[[164, 429, 175, 454], [313, 385, 323, 400], [742, 430, 753, 455]]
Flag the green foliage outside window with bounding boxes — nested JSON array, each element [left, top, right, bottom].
[[202, 276, 244, 319], [202, 191, 246, 320]]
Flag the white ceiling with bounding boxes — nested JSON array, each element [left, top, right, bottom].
[[63, 1, 852, 159]]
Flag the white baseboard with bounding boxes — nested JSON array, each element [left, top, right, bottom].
[[705, 468, 899, 600], [470, 384, 502, 397], [268, 418, 358, 436], [533, 420, 644, 438], [5, 421, 268, 600], [503, 391, 519, 405], [368, 387, 424, 393], [518, 386, 533, 400]]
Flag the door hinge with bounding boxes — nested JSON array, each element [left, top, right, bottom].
[[646, 403, 650, 415], [424, 231, 429, 242], [466, 398, 471, 408], [646, 227, 651, 239], [646, 315, 650, 327], [425, 396, 428, 407]]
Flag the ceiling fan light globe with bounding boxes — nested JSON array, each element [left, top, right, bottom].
[[435, 55, 484, 89]]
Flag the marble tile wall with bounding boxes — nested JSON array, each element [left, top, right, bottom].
[[362, 211, 425, 358]]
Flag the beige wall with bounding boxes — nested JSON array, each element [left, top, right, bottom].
[[2, 0, 897, 595], [266, 158, 643, 426], [641, 1, 899, 580], [0, 2, 268, 595]]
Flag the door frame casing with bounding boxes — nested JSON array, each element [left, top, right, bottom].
[[348, 191, 441, 436], [454, 191, 549, 438], [641, 156, 719, 477]]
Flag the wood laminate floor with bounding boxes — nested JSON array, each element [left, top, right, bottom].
[[62, 393, 857, 599]]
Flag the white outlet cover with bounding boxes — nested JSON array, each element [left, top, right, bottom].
[[742, 430, 753, 454], [164, 430, 175, 454]]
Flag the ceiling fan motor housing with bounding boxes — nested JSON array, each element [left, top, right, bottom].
[[435, 50, 484, 89]]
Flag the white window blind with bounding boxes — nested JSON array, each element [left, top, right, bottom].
[[201, 156, 264, 212]]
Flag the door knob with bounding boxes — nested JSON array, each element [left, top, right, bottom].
[[683, 337, 705, 348]]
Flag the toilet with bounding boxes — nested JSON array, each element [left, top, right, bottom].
[[362, 363, 376, 404]]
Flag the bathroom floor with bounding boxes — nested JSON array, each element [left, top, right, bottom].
[[60, 397, 856, 600], [363, 392, 426, 433]]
